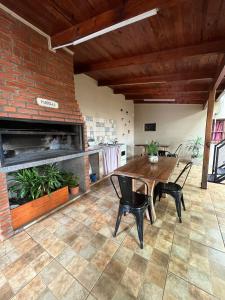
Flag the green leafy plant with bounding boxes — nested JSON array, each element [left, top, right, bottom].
[[9, 168, 45, 201], [9, 164, 79, 203], [186, 137, 203, 159], [147, 141, 159, 156], [61, 172, 79, 188], [40, 164, 64, 195]]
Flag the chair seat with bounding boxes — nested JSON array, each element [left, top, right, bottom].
[[159, 182, 182, 192], [120, 192, 148, 208], [167, 153, 177, 157]]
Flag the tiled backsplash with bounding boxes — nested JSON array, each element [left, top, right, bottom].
[[85, 116, 117, 144]]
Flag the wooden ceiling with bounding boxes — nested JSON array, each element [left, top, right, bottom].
[[2, 0, 225, 104]]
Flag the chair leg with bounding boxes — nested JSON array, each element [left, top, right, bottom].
[[158, 190, 163, 201], [181, 193, 186, 211], [113, 206, 123, 237], [174, 193, 182, 223], [135, 212, 144, 249], [153, 188, 158, 205], [147, 205, 153, 224]]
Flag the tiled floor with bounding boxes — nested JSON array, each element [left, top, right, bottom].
[[0, 164, 225, 300]]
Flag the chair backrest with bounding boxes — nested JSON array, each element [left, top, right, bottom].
[[158, 150, 166, 156], [110, 174, 149, 205], [174, 144, 182, 155], [174, 161, 193, 188]]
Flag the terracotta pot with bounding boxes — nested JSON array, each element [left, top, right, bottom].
[[69, 185, 80, 196], [11, 186, 69, 229]]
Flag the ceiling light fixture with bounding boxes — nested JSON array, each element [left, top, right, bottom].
[[53, 8, 158, 50], [143, 99, 176, 102]]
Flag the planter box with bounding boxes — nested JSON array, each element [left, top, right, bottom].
[[11, 186, 69, 229]]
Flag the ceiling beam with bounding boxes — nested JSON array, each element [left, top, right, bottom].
[[113, 84, 222, 94], [134, 100, 204, 104], [51, 0, 184, 49], [98, 71, 215, 86], [213, 54, 225, 91], [204, 54, 225, 107], [75, 40, 225, 73], [125, 93, 208, 100]]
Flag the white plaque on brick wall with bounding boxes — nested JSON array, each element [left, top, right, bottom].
[[36, 98, 59, 109]]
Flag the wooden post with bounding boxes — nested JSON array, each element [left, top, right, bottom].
[[201, 89, 216, 189]]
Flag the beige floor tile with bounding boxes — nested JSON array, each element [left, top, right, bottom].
[[211, 275, 225, 299], [76, 262, 101, 290], [66, 255, 89, 277], [62, 280, 89, 300], [30, 251, 53, 273], [144, 262, 167, 289], [188, 284, 216, 300], [0, 282, 14, 300], [56, 245, 77, 267], [48, 269, 74, 298], [164, 273, 189, 300], [91, 250, 111, 272], [40, 260, 64, 285], [104, 258, 126, 283], [8, 265, 37, 294], [138, 282, 163, 300], [121, 267, 142, 298], [113, 246, 133, 265], [168, 256, 188, 280], [188, 265, 213, 294], [92, 273, 118, 300], [45, 240, 66, 257], [37, 289, 57, 300], [12, 275, 46, 300], [79, 243, 98, 260], [112, 284, 136, 300], [128, 253, 148, 276], [90, 233, 107, 249]]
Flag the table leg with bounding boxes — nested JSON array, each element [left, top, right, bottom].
[[145, 181, 156, 222]]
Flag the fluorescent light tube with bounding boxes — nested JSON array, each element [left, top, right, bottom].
[[73, 8, 159, 46], [143, 99, 176, 102], [53, 8, 158, 50]]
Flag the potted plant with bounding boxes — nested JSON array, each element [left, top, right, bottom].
[[8, 164, 69, 229], [147, 141, 159, 163], [62, 172, 80, 196], [186, 137, 203, 161]]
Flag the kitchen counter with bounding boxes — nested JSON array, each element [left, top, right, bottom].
[[0, 148, 103, 173]]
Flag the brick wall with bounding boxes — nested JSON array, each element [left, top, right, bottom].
[[0, 8, 89, 240], [0, 9, 83, 123], [0, 173, 13, 241]]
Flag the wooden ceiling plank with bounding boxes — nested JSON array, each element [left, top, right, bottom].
[[51, 0, 185, 48], [98, 71, 215, 86], [75, 39, 225, 73]]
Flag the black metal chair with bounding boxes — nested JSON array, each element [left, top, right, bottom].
[[158, 144, 182, 158], [167, 144, 183, 158], [110, 174, 153, 249], [153, 161, 192, 223]]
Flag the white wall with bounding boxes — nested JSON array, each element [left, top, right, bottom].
[[75, 74, 134, 157], [134, 104, 207, 158], [214, 93, 225, 119]]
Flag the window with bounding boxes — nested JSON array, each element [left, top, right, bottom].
[[212, 119, 225, 142]]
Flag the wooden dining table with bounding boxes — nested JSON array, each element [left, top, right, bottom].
[[114, 155, 178, 221]]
